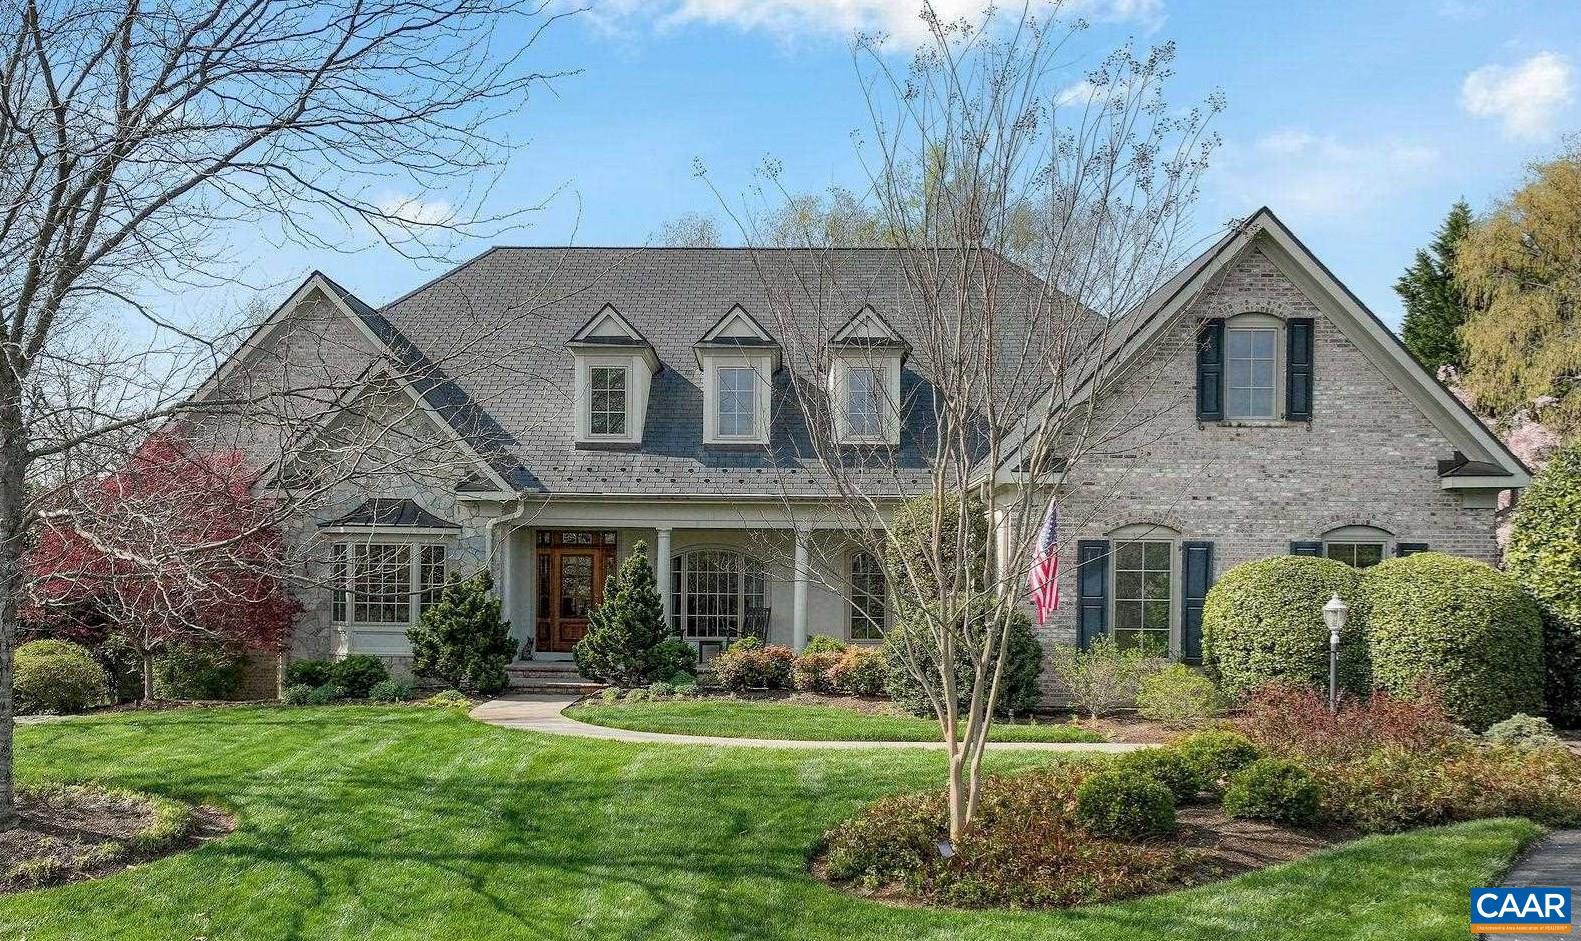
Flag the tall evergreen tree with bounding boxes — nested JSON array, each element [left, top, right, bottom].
[[408, 572, 515, 693], [573, 542, 670, 687], [1395, 200, 1474, 373]]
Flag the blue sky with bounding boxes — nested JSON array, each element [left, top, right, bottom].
[[213, 0, 1581, 330]]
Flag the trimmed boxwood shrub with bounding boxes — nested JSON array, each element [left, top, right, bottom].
[[1113, 748, 1205, 803], [1222, 758, 1321, 826], [328, 654, 389, 699], [1363, 553, 1543, 729], [284, 659, 334, 689], [153, 644, 243, 700], [1135, 664, 1221, 724], [1074, 770, 1176, 840], [1175, 730, 1262, 795], [1202, 556, 1370, 699], [367, 678, 415, 703], [15, 640, 107, 714], [882, 596, 1043, 718], [1505, 443, 1581, 728]]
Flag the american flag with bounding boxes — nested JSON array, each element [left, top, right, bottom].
[[1028, 500, 1061, 624]]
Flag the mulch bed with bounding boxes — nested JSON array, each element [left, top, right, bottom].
[[0, 786, 233, 894]]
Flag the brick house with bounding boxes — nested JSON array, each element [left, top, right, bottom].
[[187, 208, 1528, 687]]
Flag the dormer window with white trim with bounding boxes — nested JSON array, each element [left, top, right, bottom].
[[695, 305, 780, 447], [569, 304, 658, 447], [828, 306, 908, 446]]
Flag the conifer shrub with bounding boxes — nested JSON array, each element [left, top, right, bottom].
[[572, 543, 684, 687], [408, 571, 515, 693]]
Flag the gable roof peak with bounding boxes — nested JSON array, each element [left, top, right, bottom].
[[569, 302, 653, 347]]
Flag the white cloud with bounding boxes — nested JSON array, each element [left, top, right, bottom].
[[1208, 129, 1440, 219], [1461, 52, 1573, 139], [590, 0, 1163, 43], [375, 193, 454, 228]]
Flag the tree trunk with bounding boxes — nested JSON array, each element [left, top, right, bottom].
[[142, 650, 157, 704], [0, 393, 28, 830]]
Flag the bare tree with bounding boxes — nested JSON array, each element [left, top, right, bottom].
[[0, 0, 577, 827], [727, 3, 1221, 842]]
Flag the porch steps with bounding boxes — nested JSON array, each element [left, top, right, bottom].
[[505, 660, 604, 696]]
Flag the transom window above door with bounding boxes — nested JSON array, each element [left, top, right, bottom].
[[1225, 325, 1278, 419]]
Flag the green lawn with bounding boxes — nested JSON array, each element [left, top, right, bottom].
[[0, 706, 1541, 940], [568, 697, 1106, 742]]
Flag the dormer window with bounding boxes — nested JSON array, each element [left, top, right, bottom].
[[589, 366, 629, 436], [828, 306, 908, 446], [695, 305, 779, 446], [568, 304, 658, 447]]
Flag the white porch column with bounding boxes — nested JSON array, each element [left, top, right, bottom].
[[655, 526, 673, 626], [792, 527, 810, 652]]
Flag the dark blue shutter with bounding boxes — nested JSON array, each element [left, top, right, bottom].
[[1197, 319, 1225, 422], [1076, 540, 1109, 650], [1396, 542, 1429, 557], [1290, 541, 1323, 556], [1180, 542, 1214, 665], [1286, 317, 1315, 421]]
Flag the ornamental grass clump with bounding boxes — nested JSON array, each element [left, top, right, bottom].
[[821, 765, 1192, 909]]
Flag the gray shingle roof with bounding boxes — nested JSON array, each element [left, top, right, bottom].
[[364, 248, 1032, 497], [320, 498, 460, 529]]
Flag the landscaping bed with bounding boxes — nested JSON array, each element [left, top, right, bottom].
[[568, 692, 1106, 743], [0, 783, 230, 894]]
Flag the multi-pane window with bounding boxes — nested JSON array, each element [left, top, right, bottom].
[[848, 551, 886, 641], [670, 549, 767, 639], [1112, 540, 1171, 654], [844, 367, 884, 438], [1225, 327, 1277, 419], [330, 542, 447, 625], [589, 366, 628, 436], [716, 367, 757, 438], [1325, 542, 1385, 569]]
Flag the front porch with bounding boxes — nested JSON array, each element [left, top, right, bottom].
[[498, 500, 885, 665]]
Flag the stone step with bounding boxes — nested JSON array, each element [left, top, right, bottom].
[[507, 679, 605, 695]]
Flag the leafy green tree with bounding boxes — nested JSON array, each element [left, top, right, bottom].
[[1395, 200, 1473, 373], [572, 542, 675, 687], [407, 572, 515, 693], [1457, 151, 1581, 441], [1505, 442, 1581, 726]]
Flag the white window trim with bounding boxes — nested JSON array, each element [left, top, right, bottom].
[[669, 547, 769, 640], [587, 363, 631, 439], [574, 354, 646, 445], [1222, 312, 1285, 423], [829, 356, 902, 445], [1107, 525, 1180, 656], [329, 534, 451, 655], [1321, 525, 1394, 568], [846, 549, 888, 644], [702, 354, 773, 445]]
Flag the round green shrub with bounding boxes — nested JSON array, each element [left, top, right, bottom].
[[599, 686, 622, 704], [668, 670, 697, 687], [1074, 770, 1176, 840], [802, 634, 847, 655], [1202, 556, 1370, 699], [281, 683, 314, 705], [284, 659, 334, 689], [828, 647, 887, 697], [1222, 758, 1321, 826], [15, 640, 106, 714], [367, 679, 415, 703], [673, 683, 699, 698], [1484, 712, 1560, 748], [648, 681, 675, 698], [305, 683, 345, 705], [1136, 664, 1221, 724], [1505, 443, 1581, 727], [882, 595, 1042, 718], [624, 688, 649, 703], [153, 644, 243, 700], [791, 652, 841, 694], [1113, 747, 1205, 803], [328, 654, 389, 699], [1363, 553, 1544, 729], [1175, 730, 1262, 795]]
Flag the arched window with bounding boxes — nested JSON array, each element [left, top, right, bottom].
[[848, 551, 887, 642], [1322, 525, 1392, 569], [670, 549, 767, 639]]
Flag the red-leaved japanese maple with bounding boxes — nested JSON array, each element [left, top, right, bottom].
[[26, 435, 296, 702]]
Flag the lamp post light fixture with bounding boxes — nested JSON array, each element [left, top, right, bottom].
[[1323, 594, 1349, 713]]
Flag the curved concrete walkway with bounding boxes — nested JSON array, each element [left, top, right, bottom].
[[470, 694, 1147, 752]]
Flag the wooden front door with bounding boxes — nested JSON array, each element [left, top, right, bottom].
[[535, 532, 617, 654]]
